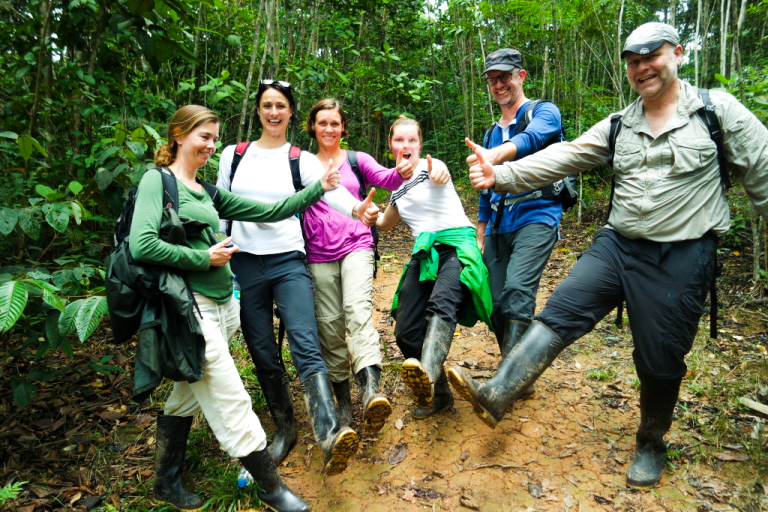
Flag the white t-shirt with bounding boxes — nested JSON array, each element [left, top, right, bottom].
[[217, 143, 358, 255], [390, 158, 473, 237]]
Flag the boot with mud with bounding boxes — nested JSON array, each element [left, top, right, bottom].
[[239, 447, 311, 512], [626, 385, 678, 488], [331, 379, 353, 428], [356, 366, 392, 434], [261, 373, 298, 464], [412, 370, 453, 419], [401, 316, 454, 409], [153, 413, 203, 511], [447, 320, 565, 428], [500, 319, 535, 399], [303, 372, 359, 475]]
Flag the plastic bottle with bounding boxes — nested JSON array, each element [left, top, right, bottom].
[[237, 467, 253, 488], [233, 274, 241, 302]]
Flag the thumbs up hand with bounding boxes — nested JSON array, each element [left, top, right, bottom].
[[355, 188, 380, 227], [466, 137, 496, 190], [427, 155, 450, 186]]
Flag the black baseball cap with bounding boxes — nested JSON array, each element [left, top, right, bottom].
[[482, 49, 523, 75], [621, 22, 680, 58]]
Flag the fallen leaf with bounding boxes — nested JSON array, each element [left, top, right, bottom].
[[460, 495, 480, 509], [388, 443, 407, 465], [394, 418, 404, 430], [402, 489, 417, 503], [460, 449, 470, 461], [715, 452, 749, 462], [528, 484, 542, 498]]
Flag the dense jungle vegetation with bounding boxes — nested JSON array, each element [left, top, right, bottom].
[[0, 0, 767, 411]]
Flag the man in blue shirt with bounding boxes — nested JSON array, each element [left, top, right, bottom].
[[466, 48, 564, 397]]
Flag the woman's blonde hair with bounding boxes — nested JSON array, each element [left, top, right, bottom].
[[388, 115, 422, 143], [154, 105, 219, 166]]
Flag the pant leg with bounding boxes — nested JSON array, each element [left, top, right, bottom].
[[231, 252, 284, 382], [339, 250, 381, 374], [424, 245, 465, 327], [622, 233, 718, 380], [309, 259, 350, 382], [482, 233, 510, 336], [394, 259, 434, 360], [165, 294, 267, 458], [537, 229, 626, 344], [270, 251, 328, 382]]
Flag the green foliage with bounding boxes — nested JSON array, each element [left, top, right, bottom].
[[586, 367, 618, 381], [0, 480, 27, 506]]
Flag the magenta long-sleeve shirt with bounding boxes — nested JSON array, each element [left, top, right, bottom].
[[303, 150, 404, 263]]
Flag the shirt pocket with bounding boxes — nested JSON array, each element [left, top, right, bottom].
[[613, 142, 643, 175], [670, 137, 717, 176]]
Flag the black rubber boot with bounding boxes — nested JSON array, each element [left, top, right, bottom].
[[626, 387, 678, 488], [401, 316, 454, 409], [261, 373, 298, 464], [356, 366, 392, 434], [413, 370, 454, 419], [447, 320, 565, 428], [302, 373, 359, 475], [239, 448, 311, 512], [331, 379, 353, 428], [500, 320, 535, 399], [153, 413, 203, 511]]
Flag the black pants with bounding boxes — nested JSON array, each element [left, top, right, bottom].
[[394, 245, 466, 360], [538, 229, 717, 380]]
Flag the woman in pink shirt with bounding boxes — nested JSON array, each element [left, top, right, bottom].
[[304, 99, 412, 434]]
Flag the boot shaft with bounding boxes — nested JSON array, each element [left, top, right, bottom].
[[420, 316, 455, 382]]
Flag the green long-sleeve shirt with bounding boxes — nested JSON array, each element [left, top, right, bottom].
[[129, 169, 324, 302]]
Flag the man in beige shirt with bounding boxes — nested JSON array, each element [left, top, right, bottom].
[[449, 22, 768, 488]]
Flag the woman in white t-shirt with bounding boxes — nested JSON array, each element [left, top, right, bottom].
[[216, 80, 377, 476], [377, 116, 494, 419]]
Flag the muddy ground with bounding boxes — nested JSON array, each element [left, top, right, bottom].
[[1, 203, 767, 511]]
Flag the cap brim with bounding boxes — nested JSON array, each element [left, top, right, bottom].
[[620, 40, 665, 59], [481, 64, 517, 75]]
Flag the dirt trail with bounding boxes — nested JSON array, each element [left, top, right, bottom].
[[277, 217, 757, 512]]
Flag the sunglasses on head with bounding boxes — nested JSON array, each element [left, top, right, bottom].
[[260, 79, 291, 88]]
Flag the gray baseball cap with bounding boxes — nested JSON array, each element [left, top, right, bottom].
[[482, 49, 523, 75], [621, 22, 680, 58]]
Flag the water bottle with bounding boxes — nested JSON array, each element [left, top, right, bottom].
[[233, 274, 241, 302], [237, 467, 253, 488]]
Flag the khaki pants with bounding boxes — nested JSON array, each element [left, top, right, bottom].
[[165, 293, 267, 458], [309, 250, 381, 382]]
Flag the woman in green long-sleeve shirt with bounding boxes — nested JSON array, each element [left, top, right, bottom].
[[131, 105, 335, 512]]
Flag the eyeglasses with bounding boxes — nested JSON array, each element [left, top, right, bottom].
[[485, 71, 519, 86], [260, 79, 291, 88]]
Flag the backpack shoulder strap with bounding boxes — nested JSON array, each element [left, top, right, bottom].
[[695, 87, 730, 190], [159, 168, 179, 212], [607, 114, 623, 169], [346, 150, 366, 199], [482, 124, 494, 149], [228, 141, 251, 190], [513, 99, 543, 136], [289, 145, 304, 192], [198, 179, 221, 210]]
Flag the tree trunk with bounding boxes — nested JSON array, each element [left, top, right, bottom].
[[30, 0, 51, 138], [237, 0, 266, 142], [695, 0, 702, 85], [719, 0, 731, 77]]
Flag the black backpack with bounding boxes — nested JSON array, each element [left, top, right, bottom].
[[107, 167, 220, 343], [606, 87, 726, 339], [346, 150, 381, 278], [485, 100, 577, 241]]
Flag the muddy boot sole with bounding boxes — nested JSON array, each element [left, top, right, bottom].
[[363, 396, 392, 434], [413, 394, 453, 419], [401, 358, 433, 409], [519, 385, 535, 400], [445, 367, 500, 429], [323, 427, 359, 476]]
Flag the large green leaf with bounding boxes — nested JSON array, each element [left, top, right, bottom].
[[43, 203, 70, 233], [74, 296, 108, 342], [26, 279, 65, 312], [58, 300, 82, 338], [16, 134, 47, 161], [11, 377, 36, 410], [0, 208, 19, 235], [19, 209, 41, 239], [0, 281, 29, 332], [0, 131, 18, 139]]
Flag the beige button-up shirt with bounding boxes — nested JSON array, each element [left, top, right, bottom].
[[492, 80, 768, 242]]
